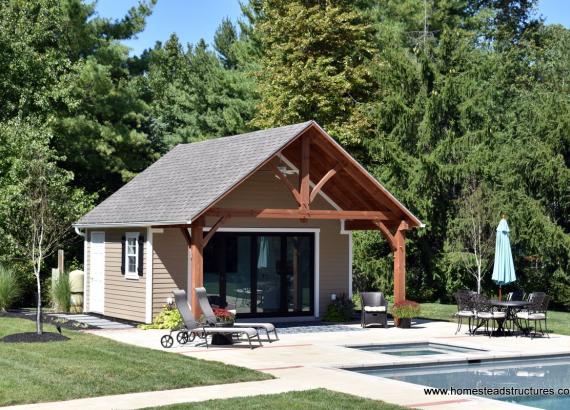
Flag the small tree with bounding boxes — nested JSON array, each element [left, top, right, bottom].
[[445, 181, 495, 294], [0, 120, 91, 334]]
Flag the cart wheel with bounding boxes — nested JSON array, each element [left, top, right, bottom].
[[176, 331, 189, 345], [188, 332, 196, 342], [161, 335, 174, 348]]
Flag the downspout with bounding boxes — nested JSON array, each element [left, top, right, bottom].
[[74, 226, 85, 237]]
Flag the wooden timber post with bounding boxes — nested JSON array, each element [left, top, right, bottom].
[[393, 221, 408, 304], [190, 217, 205, 315]]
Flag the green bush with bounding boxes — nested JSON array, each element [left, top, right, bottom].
[[139, 304, 182, 330], [323, 293, 354, 322], [0, 265, 20, 311], [52, 272, 71, 312], [391, 300, 421, 319]]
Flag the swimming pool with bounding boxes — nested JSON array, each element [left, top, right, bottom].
[[350, 355, 570, 410], [350, 342, 485, 356]]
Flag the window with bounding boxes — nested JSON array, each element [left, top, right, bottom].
[[125, 232, 139, 279]]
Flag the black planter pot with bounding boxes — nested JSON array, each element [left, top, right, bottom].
[[397, 318, 412, 328]]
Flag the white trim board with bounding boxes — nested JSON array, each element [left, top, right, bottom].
[[145, 227, 154, 324], [340, 220, 353, 299], [198, 226, 321, 318], [83, 230, 88, 313], [88, 231, 105, 314]]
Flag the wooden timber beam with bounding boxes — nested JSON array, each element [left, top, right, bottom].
[[299, 135, 310, 211], [180, 227, 192, 247], [373, 220, 396, 251], [393, 221, 408, 304], [311, 136, 403, 217], [203, 216, 226, 248], [310, 163, 340, 204], [268, 160, 301, 206], [190, 217, 205, 315], [206, 207, 391, 220]]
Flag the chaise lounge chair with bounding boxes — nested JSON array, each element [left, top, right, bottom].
[[195, 287, 279, 342], [163, 289, 262, 349]]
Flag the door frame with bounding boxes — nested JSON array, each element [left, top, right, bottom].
[[202, 227, 320, 317], [89, 231, 106, 314]]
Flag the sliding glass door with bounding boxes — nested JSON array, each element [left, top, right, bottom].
[[204, 232, 314, 316]]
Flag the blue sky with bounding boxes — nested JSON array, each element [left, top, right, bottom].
[[95, 0, 570, 56]]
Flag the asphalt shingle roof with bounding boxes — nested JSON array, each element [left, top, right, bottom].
[[76, 121, 314, 226]]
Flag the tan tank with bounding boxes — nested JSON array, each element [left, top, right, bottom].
[[69, 270, 84, 312]]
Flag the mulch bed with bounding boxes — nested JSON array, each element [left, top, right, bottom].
[[0, 310, 97, 331], [1, 332, 69, 343]]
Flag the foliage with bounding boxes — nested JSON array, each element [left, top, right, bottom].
[[139, 304, 183, 330], [323, 293, 354, 322], [0, 265, 20, 311], [391, 300, 421, 319], [51, 272, 71, 313], [251, 0, 378, 147], [0, 119, 92, 332], [0, 317, 270, 406]]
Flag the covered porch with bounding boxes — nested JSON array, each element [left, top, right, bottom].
[[162, 122, 422, 316]]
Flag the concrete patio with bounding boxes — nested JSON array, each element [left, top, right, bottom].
[[68, 319, 570, 410]]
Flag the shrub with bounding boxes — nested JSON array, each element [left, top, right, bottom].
[[323, 293, 354, 322], [52, 272, 71, 312], [391, 300, 421, 319], [0, 264, 20, 311], [139, 304, 182, 330]]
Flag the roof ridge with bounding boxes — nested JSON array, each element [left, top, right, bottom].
[[176, 121, 314, 148]]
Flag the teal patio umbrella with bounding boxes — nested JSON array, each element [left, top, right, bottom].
[[491, 217, 516, 300]]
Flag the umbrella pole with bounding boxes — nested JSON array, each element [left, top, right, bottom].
[[499, 286, 502, 302]]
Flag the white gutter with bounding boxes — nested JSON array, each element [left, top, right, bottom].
[[74, 226, 85, 237]]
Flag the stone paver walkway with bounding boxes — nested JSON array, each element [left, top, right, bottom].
[[49, 313, 133, 330]]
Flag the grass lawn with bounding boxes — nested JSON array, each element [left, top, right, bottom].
[[147, 389, 406, 409], [0, 317, 270, 406], [420, 303, 570, 336]]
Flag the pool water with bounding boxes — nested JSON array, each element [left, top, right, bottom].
[[351, 342, 485, 356], [351, 355, 570, 410]]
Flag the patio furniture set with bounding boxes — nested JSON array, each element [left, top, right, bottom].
[[454, 290, 550, 338], [160, 288, 279, 349]]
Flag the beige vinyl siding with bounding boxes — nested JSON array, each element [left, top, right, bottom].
[[94, 228, 147, 322], [152, 228, 188, 317], [208, 165, 350, 316]]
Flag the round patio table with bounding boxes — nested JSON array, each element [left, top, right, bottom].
[[490, 300, 530, 335]]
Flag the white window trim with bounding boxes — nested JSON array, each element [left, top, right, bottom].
[[145, 227, 153, 323], [125, 232, 140, 280]]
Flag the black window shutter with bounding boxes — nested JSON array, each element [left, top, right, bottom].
[[138, 235, 144, 276], [121, 235, 126, 275]]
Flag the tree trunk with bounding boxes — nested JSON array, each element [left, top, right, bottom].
[[36, 272, 42, 335], [477, 263, 481, 294]]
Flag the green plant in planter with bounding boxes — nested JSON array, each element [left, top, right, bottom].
[[0, 264, 20, 311], [323, 293, 354, 322], [391, 300, 421, 318], [139, 304, 182, 330]]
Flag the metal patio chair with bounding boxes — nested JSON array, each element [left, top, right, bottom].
[[454, 292, 474, 335]]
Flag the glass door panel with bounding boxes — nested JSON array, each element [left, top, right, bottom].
[[255, 236, 283, 314], [225, 235, 251, 314], [286, 236, 312, 313]]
